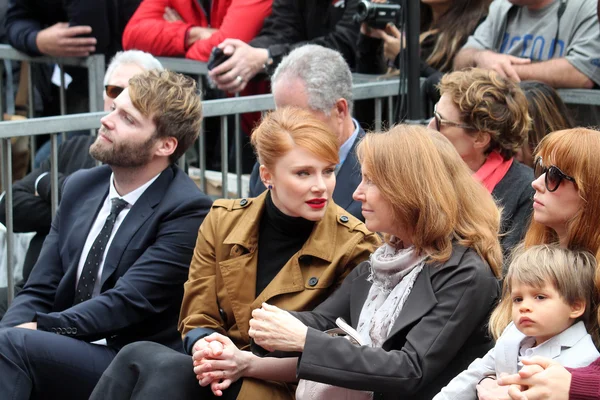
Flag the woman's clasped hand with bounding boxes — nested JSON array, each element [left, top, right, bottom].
[[249, 303, 309, 353]]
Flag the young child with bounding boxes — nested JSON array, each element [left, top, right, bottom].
[[433, 244, 600, 400]]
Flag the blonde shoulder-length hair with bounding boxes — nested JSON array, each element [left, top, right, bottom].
[[357, 124, 502, 276]]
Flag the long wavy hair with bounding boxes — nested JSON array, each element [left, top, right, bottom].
[[421, 0, 492, 72], [490, 128, 600, 341], [357, 124, 502, 276]]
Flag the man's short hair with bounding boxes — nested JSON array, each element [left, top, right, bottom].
[[272, 45, 353, 115], [104, 50, 164, 86], [129, 70, 202, 163]]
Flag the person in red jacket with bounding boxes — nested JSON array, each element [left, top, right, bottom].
[[122, 0, 272, 62]]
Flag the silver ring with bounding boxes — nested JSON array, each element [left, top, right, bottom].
[[236, 75, 243, 84]]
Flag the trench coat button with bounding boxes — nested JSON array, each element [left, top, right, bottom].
[[239, 199, 248, 207], [308, 277, 319, 287], [51, 327, 57, 333], [73, 328, 78, 334], [340, 215, 349, 223], [66, 327, 72, 334]]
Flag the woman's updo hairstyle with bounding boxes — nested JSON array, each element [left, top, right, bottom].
[[251, 107, 339, 170]]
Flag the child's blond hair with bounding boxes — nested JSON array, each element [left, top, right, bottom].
[[489, 244, 599, 344]]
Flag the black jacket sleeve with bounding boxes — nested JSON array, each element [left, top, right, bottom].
[[250, 0, 360, 69], [5, 0, 43, 54]]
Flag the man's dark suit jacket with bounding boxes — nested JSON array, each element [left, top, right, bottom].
[[0, 164, 213, 352], [248, 128, 364, 221]]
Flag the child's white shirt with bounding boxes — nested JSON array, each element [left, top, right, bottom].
[[433, 321, 599, 400]]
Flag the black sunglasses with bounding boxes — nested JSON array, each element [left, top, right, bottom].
[[533, 156, 576, 192], [105, 85, 125, 99]]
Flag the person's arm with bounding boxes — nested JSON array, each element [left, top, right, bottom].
[[5, 0, 44, 54], [513, 58, 594, 88], [179, 207, 229, 354], [3, 172, 213, 339], [185, 0, 272, 62], [497, 357, 573, 400], [551, 0, 600, 89], [433, 346, 497, 400], [250, 0, 360, 69], [258, 253, 499, 394], [122, 0, 194, 57]]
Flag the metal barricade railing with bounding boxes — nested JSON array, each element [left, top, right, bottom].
[[1, 64, 600, 306], [0, 78, 404, 305]]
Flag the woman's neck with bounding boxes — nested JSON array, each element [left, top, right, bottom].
[[466, 152, 488, 174]]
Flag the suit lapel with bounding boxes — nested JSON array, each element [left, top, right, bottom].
[[383, 266, 437, 347], [350, 269, 373, 326], [333, 128, 363, 210], [100, 167, 173, 286]]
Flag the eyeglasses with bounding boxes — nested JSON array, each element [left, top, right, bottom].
[[432, 104, 476, 131], [533, 156, 576, 192], [105, 85, 125, 99]]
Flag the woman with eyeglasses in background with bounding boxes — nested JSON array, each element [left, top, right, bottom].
[[475, 127, 600, 400], [429, 68, 533, 265]]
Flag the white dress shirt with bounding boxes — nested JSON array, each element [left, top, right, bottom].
[[75, 173, 160, 297]]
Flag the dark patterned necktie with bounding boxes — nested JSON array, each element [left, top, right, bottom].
[[73, 198, 129, 305]]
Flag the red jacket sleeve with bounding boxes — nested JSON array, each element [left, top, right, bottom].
[[123, 0, 204, 57], [185, 0, 272, 61]]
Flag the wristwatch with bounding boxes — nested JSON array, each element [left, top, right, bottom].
[[262, 49, 274, 74]]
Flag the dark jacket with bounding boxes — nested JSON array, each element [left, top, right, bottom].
[[492, 159, 534, 265], [0, 135, 96, 282], [5, 0, 140, 57], [249, 127, 364, 221], [249, 0, 360, 70], [291, 243, 500, 400], [1, 165, 213, 352]]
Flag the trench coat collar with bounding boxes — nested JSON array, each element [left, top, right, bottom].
[[222, 191, 344, 263]]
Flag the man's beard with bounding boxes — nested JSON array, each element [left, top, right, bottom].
[[90, 128, 157, 168]]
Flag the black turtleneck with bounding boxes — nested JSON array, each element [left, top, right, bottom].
[[256, 192, 315, 296]]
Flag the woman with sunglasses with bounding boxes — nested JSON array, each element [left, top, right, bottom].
[[476, 127, 600, 400], [430, 68, 533, 263]]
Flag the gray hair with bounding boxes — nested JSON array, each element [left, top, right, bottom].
[[104, 50, 164, 85], [272, 45, 353, 115]]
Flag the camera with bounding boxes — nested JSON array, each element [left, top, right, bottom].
[[207, 47, 231, 71], [354, 0, 401, 30]]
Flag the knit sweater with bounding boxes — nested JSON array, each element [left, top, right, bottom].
[[569, 357, 600, 399]]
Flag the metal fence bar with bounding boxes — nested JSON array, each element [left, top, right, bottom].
[[27, 62, 35, 171], [374, 98, 382, 132], [234, 94, 242, 198], [387, 96, 394, 128], [86, 55, 105, 113], [0, 44, 92, 67], [556, 89, 600, 106], [2, 138, 15, 304], [156, 57, 209, 76], [50, 133, 59, 218], [220, 115, 228, 198]]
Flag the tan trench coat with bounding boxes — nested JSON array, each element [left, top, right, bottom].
[[179, 192, 380, 399]]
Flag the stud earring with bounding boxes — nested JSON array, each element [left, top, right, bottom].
[[268, 184, 273, 190]]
